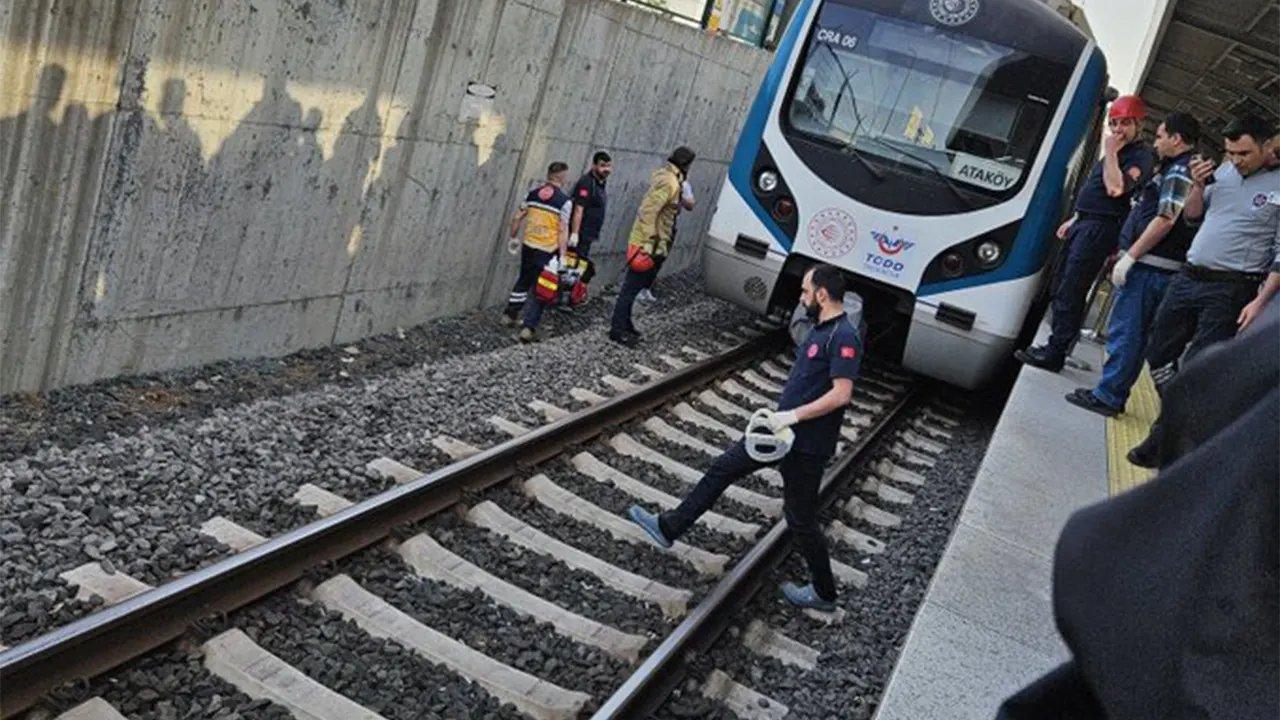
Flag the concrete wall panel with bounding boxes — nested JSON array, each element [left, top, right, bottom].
[[61, 296, 344, 386], [0, 0, 137, 392], [0, 0, 770, 394]]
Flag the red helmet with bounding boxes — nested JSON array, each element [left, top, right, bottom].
[[1108, 95, 1147, 121]]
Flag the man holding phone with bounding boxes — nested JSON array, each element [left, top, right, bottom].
[[1127, 114, 1280, 467]]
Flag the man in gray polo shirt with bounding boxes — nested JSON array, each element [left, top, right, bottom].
[[1128, 114, 1279, 467]]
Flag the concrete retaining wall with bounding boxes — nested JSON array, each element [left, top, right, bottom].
[[0, 0, 770, 393]]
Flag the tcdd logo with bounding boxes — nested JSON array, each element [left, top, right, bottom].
[[872, 230, 914, 256], [865, 253, 905, 274]]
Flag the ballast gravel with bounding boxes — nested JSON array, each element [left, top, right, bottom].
[[0, 271, 756, 649]]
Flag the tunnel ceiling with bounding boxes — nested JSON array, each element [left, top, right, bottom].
[[1138, 0, 1279, 143]]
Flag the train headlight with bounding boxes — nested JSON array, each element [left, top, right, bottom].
[[975, 241, 1002, 268], [941, 252, 965, 278], [756, 169, 779, 193]]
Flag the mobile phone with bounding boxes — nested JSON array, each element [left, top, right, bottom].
[[1191, 154, 1215, 186]]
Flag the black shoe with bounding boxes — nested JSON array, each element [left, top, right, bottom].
[[625, 326, 642, 339], [608, 331, 639, 348], [1126, 437, 1159, 468], [1064, 388, 1121, 417], [1014, 345, 1065, 372]]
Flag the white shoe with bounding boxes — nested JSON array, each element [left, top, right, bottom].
[[636, 289, 656, 303]]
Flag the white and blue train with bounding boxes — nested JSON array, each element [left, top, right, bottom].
[[704, 0, 1109, 387]]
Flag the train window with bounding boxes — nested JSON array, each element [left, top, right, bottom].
[[785, 1, 1062, 198]]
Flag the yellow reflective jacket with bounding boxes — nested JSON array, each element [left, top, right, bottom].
[[627, 162, 683, 257]]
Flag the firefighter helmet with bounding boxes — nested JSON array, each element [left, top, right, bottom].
[[744, 409, 795, 463]]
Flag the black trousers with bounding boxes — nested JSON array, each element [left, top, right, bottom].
[[1045, 216, 1123, 357], [642, 254, 667, 290], [506, 245, 554, 318], [610, 265, 656, 335], [658, 439, 837, 601], [1144, 270, 1257, 383], [1137, 269, 1257, 458]]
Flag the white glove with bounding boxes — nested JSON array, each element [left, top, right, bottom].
[[681, 180, 694, 203], [547, 255, 561, 273], [507, 236, 521, 255], [766, 409, 799, 432], [568, 233, 579, 248], [1111, 252, 1135, 287]]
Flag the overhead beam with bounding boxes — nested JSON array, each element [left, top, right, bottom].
[[1152, 56, 1280, 108], [1172, 14, 1280, 63]]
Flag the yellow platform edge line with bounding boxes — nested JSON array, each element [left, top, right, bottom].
[[1106, 366, 1159, 495]]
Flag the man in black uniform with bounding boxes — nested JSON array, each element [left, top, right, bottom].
[[568, 151, 611, 259], [627, 264, 862, 612], [1017, 95, 1155, 371]]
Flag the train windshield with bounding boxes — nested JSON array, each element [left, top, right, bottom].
[[787, 2, 1054, 195]]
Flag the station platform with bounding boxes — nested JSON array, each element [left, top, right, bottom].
[[874, 326, 1159, 719]]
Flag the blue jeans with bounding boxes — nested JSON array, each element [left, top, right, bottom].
[[1046, 216, 1123, 357], [658, 439, 837, 601], [1091, 264, 1172, 409]]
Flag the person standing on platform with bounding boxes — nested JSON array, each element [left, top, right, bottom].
[[637, 177, 694, 303], [504, 162, 571, 336], [568, 151, 611, 259], [1016, 95, 1155, 372], [627, 264, 862, 613], [1127, 114, 1280, 467], [1065, 113, 1201, 417], [608, 146, 695, 347]]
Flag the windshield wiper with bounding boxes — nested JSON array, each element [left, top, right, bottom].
[[814, 43, 884, 182], [863, 135, 978, 210], [839, 139, 886, 181]]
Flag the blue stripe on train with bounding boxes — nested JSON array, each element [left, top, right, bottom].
[[917, 47, 1107, 296], [726, 0, 814, 253]]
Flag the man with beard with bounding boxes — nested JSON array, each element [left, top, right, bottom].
[[626, 264, 862, 613], [568, 151, 612, 259]]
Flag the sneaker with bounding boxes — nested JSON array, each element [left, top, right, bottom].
[[1126, 437, 1159, 468], [1013, 345, 1065, 372], [636, 288, 657, 303], [1064, 388, 1121, 418], [518, 327, 535, 343], [627, 505, 673, 549], [608, 330, 639, 348], [780, 582, 836, 612]]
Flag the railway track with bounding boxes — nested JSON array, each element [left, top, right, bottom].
[[2, 323, 959, 720]]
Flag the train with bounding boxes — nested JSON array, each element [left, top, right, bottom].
[[703, 0, 1108, 387]]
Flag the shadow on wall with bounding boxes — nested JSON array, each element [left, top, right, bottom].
[[0, 0, 766, 395]]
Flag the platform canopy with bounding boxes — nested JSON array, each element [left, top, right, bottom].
[[1136, 0, 1279, 144]]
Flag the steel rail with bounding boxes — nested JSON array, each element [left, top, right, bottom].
[[591, 388, 917, 719], [0, 330, 787, 718]]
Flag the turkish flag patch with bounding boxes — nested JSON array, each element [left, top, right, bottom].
[[840, 346, 857, 359], [578, 188, 589, 197], [807, 344, 819, 358]]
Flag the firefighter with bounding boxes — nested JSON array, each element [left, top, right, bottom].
[[1016, 95, 1155, 371], [628, 264, 863, 613], [608, 146, 695, 347]]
